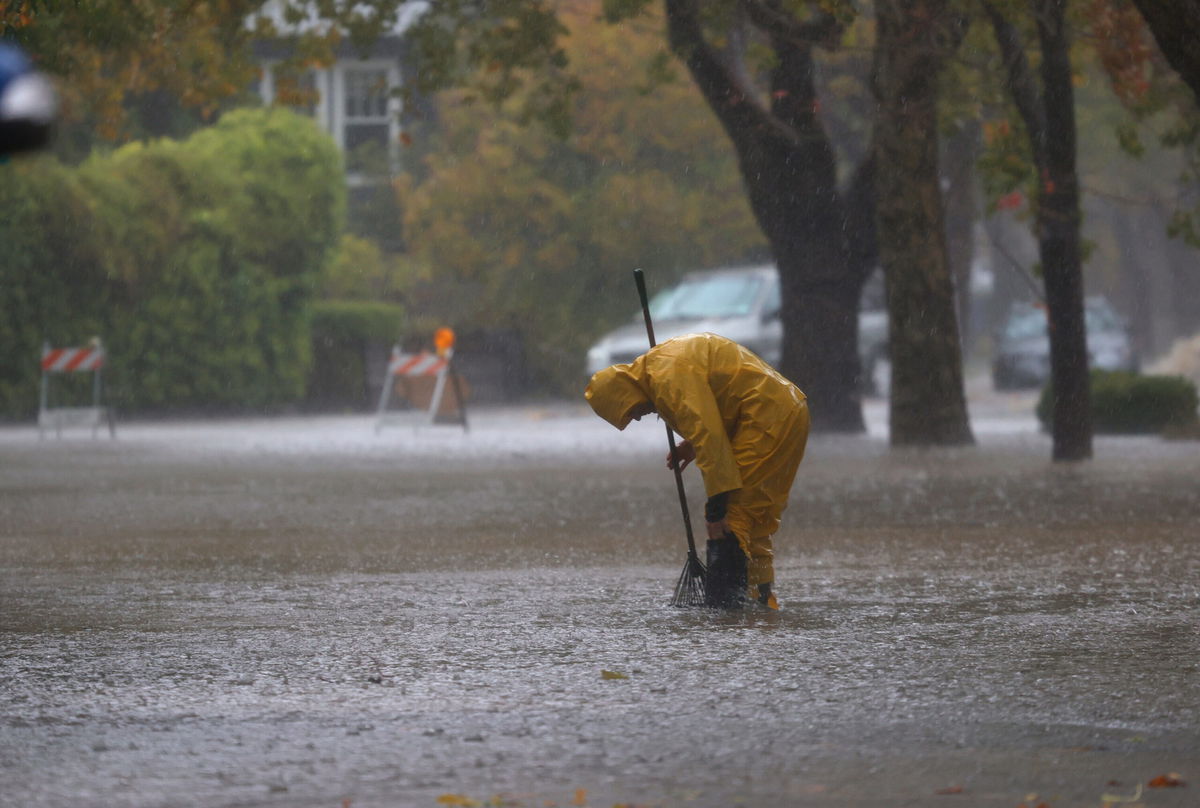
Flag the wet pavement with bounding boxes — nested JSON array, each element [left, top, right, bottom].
[[1, 392, 1198, 807]]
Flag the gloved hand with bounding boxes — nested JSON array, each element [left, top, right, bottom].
[[665, 438, 695, 471]]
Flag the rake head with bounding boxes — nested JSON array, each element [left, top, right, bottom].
[[670, 550, 707, 608]]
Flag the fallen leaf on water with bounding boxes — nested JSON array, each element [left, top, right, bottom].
[[600, 670, 628, 680], [934, 785, 964, 795], [571, 788, 587, 806], [1148, 773, 1185, 788], [437, 795, 481, 807]]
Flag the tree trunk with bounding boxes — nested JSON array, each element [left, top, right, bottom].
[[987, 0, 1092, 461], [872, 0, 974, 446], [664, 0, 874, 433], [1036, 0, 1092, 461], [1131, 0, 1200, 106]]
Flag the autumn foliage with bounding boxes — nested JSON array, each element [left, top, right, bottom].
[[397, 2, 764, 390], [3, 0, 265, 150]]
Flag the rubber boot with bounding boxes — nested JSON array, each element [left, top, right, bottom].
[[705, 535, 748, 609], [757, 582, 779, 611]]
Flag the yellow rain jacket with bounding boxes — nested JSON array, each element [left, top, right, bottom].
[[585, 333, 810, 588]]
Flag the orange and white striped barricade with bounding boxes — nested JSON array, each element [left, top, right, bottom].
[[38, 339, 116, 439], [375, 346, 468, 433]]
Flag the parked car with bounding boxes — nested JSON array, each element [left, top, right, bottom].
[[585, 264, 890, 394], [992, 296, 1138, 390]]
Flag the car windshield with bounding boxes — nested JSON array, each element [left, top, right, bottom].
[[1003, 308, 1048, 340], [1003, 301, 1123, 340], [648, 274, 763, 320]]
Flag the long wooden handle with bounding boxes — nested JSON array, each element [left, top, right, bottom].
[[633, 268, 699, 557]]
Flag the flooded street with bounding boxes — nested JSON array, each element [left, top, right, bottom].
[[2, 395, 1198, 807]]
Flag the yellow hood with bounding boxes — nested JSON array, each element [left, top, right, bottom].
[[585, 362, 650, 430]]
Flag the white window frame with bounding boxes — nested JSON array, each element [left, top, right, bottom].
[[332, 59, 402, 183], [259, 62, 333, 129], [258, 58, 401, 182]]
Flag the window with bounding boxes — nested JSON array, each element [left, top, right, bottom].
[[342, 67, 392, 171], [257, 58, 401, 177]]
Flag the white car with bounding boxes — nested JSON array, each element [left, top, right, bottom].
[[586, 264, 889, 394]]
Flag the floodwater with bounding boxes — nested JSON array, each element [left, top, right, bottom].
[[2, 395, 1198, 807]]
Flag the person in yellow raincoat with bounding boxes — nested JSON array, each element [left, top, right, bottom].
[[585, 332, 810, 608]]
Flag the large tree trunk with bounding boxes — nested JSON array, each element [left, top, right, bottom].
[[871, 0, 974, 446], [664, 0, 875, 432], [1036, 0, 1092, 461]]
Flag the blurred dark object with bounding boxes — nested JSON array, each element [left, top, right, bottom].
[[993, 297, 1138, 390], [0, 42, 57, 157]]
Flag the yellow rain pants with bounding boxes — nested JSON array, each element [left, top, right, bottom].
[[585, 332, 810, 591]]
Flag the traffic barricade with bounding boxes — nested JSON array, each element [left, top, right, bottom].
[[38, 338, 116, 439], [375, 329, 469, 433]]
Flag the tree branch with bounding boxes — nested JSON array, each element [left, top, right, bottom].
[[739, 0, 843, 50], [664, 0, 801, 150], [982, 0, 1047, 170], [1131, 0, 1200, 106]]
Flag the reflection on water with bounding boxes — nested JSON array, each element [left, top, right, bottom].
[[1, 411, 1198, 807]]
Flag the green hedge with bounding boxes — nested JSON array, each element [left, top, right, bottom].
[[307, 301, 406, 410], [1037, 370, 1200, 434], [0, 108, 345, 417]]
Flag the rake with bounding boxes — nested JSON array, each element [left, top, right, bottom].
[[633, 268, 707, 607]]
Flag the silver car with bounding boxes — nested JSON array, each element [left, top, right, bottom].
[[991, 296, 1138, 390], [586, 265, 889, 393]]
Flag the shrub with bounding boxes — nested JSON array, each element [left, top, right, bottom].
[[306, 301, 406, 411], [0, 108, 344, 417], [1037, 370, 1200, 434]]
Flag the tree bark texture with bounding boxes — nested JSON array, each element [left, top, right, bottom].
[[871, 0, 974, 446], [664, 0, 876, 433], [1132, 0, 1200, 106]]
